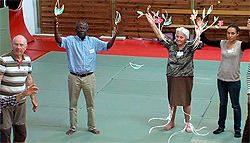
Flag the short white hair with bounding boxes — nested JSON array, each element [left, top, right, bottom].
[[13, 35, 27, 46], [176, 27, 190, 39]]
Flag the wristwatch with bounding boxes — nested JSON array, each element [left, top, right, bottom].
[[19, 93, 26, 100]]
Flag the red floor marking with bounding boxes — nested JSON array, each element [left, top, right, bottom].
[[26, 36, 250, 62]]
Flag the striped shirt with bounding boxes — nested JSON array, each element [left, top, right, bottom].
[[247, 61, 250, 94], [0, 51, 32, 102]]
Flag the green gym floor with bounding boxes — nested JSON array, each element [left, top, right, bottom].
[[25, 52, 248, 143]]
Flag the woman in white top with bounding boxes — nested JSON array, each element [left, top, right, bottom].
[[201, 21, 250, 138]]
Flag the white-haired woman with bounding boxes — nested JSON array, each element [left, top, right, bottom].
[[146, 14, 202, 132]]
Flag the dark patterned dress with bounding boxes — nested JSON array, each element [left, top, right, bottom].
[[161, 35, 201, 106]]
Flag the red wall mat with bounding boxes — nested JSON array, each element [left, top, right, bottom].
[[25, 50, 48, 61], [9, 7, 34, 43]]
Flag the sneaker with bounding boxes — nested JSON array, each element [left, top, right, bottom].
[[234, 131, 241, 138], [213, 128, 224, 134]]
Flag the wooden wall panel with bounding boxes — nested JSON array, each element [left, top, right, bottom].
[[39, 0, 249, 41], [116, 0, 191, 38], [195, 0, 249, 41], [39, 0, 111, 36], [196, 0, 250, 11]]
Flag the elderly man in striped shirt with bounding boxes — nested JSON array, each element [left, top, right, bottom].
[[0, 35, 39, 143]]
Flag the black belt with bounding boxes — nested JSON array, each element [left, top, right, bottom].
[[70, 72, 93, 77]]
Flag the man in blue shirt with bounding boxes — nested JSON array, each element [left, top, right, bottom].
[[54, 17, 118, 135]]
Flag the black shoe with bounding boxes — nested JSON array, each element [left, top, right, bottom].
[[234, 131, 241, 138], [213, 128, 224, 134]]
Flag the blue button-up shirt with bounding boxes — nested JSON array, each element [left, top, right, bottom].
[[59, 36, 108, 74]]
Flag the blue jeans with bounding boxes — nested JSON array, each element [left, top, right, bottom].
[[217, 79, 241, 131]]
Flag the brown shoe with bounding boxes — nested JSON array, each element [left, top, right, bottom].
[[89, 129, 100, 134], [66, 129, 75, 135]]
